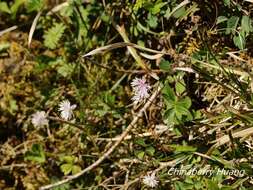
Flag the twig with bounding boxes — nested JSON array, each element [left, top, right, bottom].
[[0, 164, 27, 170], [39, 85, 162, 190]]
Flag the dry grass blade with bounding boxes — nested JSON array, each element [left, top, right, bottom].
[[47, 2, 69, 15], [244, 0, 253, 3], [212, 127, 253, 147], [192, 57, 250, 77], [226, 52, 247, 62], [83, 42, 168, 57], [28, 11, 42, 48], [0, 25, 18, 37], [139, 52, 164, 60]]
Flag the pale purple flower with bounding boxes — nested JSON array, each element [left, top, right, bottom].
[[131, 77, 151, 104], [58, 100, 76, 120], [143, 173, 159, 188], [31, 111, 48, 127]]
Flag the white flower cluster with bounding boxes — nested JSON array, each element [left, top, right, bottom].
[[143, 173, 159, 188], [31, 111, 48, 127], [58, 100, 76, 120], [31, 99, 76, 127], [131, 76, 151, 104]]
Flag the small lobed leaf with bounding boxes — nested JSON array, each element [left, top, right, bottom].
[[26, 0, 44, 12], [25, 144, 46, 163], [136, 151, 145, 160], [43, 23, 66, 49], [60, 163, 73, 175], [60, 155, 75, 164], [72, 165, 82, 174]]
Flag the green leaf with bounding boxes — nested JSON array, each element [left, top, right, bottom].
[[173, 7, 186, 19], [57, 64, 74, 78], [147, 13, 158, 28], [136, 151, 145, 159], [223, 0, 230, 6], [71, 165, 82, 174], [9, 99, 18, 114], [194, 181, 203, 189], [0, 42, 10, 52], [10, 0, 26, 18], [216, 16, 228, 25], [206, 180, 220, 190], [26, 0, 44, 12], [241, 16, 253, 36], [145, 146, 155, 156], [60, 163, 73, 175], [173, 97, 192, 120], [133, 0, 145, 11], [233, 33, 245, 50], [226, 16, 239, 35], [25, 144, 46, 163], [60, 155, 75, 164], [43, 23, 66, 49], [170, 144, 197, 153], [164, 7, 171, 19], [178, 97, 191, 109], [150, 2, 167, 15], [162, 85, 176, 102], [164, 108, 176, 123], [175, 181, 194, 190], [51, 181, 70, 190], [175, 81, 186, 95], [175, 104, 191, 120], [0, 2, 11, 14], [60, 4, 73, 17], [76, 6, 89, 42], [135, 138, 147, 147], [211, 156, 234, 168], [159, 59, 171, 71]]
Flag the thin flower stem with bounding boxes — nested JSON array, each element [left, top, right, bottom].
[[48, 116, 85, 130]]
